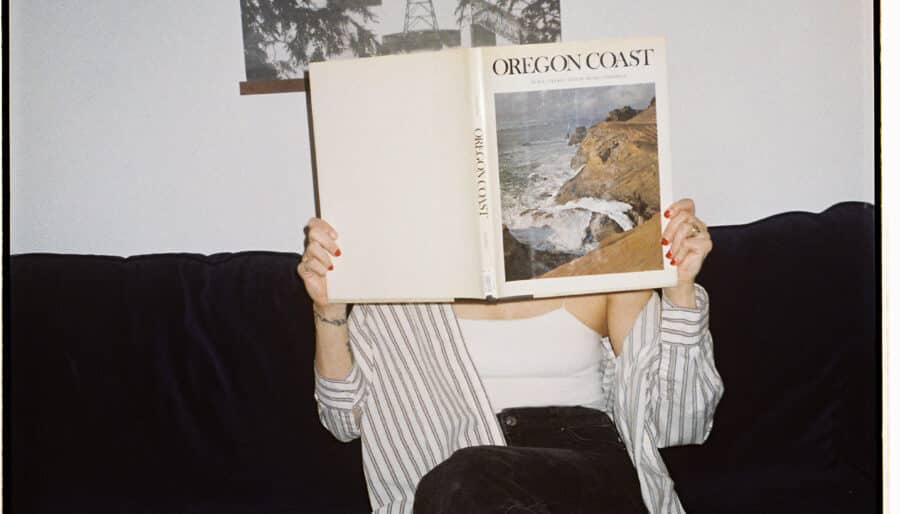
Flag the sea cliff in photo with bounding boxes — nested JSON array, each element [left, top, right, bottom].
[[556, 98, 659, 224], [539, 97, 662, 278]]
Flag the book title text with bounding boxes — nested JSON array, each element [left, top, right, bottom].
[[473, 128, 488, 217], [491, 48, 655, 76]]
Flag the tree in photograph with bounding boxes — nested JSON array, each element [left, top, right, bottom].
[[454, 0, 560, 44], [242, 0, 380, 79], [517, 0, 560, 43]]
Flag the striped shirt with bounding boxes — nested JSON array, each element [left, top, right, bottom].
[[314, 285, 723, 514]]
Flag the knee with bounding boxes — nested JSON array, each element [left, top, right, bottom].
[[414, 446, 506, 512], [417, 447, 492, 495]]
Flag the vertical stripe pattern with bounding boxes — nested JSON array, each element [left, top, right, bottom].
[[314, 285, 723, 514], [613, 285, 724, 513], [316, 304, 505, 513]]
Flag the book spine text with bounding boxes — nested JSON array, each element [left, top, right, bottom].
[[470, 49, 497, 298]]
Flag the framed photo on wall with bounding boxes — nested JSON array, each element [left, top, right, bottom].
[[238, 0, 563, 94]]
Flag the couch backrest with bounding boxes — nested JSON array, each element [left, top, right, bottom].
[[662, 202, 879, 509], [10, 252, 370, 513]]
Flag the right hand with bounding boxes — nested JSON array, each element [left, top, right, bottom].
[[297, 218, 344, 313]]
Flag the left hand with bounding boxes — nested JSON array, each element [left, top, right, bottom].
[[661, 198, 712, 286]]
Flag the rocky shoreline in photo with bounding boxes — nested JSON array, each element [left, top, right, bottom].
[[556, 98, 660, 222], [503, 225, 580, 281], [505, 98, 663, 280], [541, 214, 663, 279]]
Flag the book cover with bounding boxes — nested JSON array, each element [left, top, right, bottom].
[[309, 36, 676, 302], [476, 38, 675, 298]]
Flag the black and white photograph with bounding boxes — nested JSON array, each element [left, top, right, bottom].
[[240, 0, 561, 91]]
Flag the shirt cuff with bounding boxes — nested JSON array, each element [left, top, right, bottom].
[[660, 284, 710, 345], [314, 362, 365, 410]]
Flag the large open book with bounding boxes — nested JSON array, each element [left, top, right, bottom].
[[309, 37, 676, 303]]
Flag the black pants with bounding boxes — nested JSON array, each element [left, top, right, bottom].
[[413, 406, 648, 514]]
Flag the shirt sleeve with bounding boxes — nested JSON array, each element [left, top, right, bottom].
[[612, 284, 724, 513], [313, 306, 371, 442], [314, 362, 367, 442], [655, 284, 724, 446]]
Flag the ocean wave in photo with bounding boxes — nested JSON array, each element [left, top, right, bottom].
[[498, 122, 634, 256]]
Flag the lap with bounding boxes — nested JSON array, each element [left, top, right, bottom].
[[414, 407, 647, 514]]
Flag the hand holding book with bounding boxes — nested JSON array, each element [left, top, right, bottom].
[[298, 218, 353, 382], [297, 218, 345, 316], [660, 199, 712, 308], [297, 197, 712, 310]]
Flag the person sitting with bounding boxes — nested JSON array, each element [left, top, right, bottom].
[[297, 199, 723, 514]]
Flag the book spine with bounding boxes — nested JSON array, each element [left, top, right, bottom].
[[469, 49, 497, 299]]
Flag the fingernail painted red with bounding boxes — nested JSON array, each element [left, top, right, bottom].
[[661, 238, 669, 246], [328, 265, 334, 271], [670, 258, 677, 265], [666, 250, 672, 259], [664, 210, 671, 218], [335, 248, 342, 257]]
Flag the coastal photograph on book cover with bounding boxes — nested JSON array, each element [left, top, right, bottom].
[[496, 83, 663, 282]]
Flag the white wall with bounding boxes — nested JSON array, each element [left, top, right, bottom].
[[10, 0, 875, 255]]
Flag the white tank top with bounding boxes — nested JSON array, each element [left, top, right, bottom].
[[457, 307, 617, 413]]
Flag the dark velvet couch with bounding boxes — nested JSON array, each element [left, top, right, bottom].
[[8, 202, 879, 513]]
